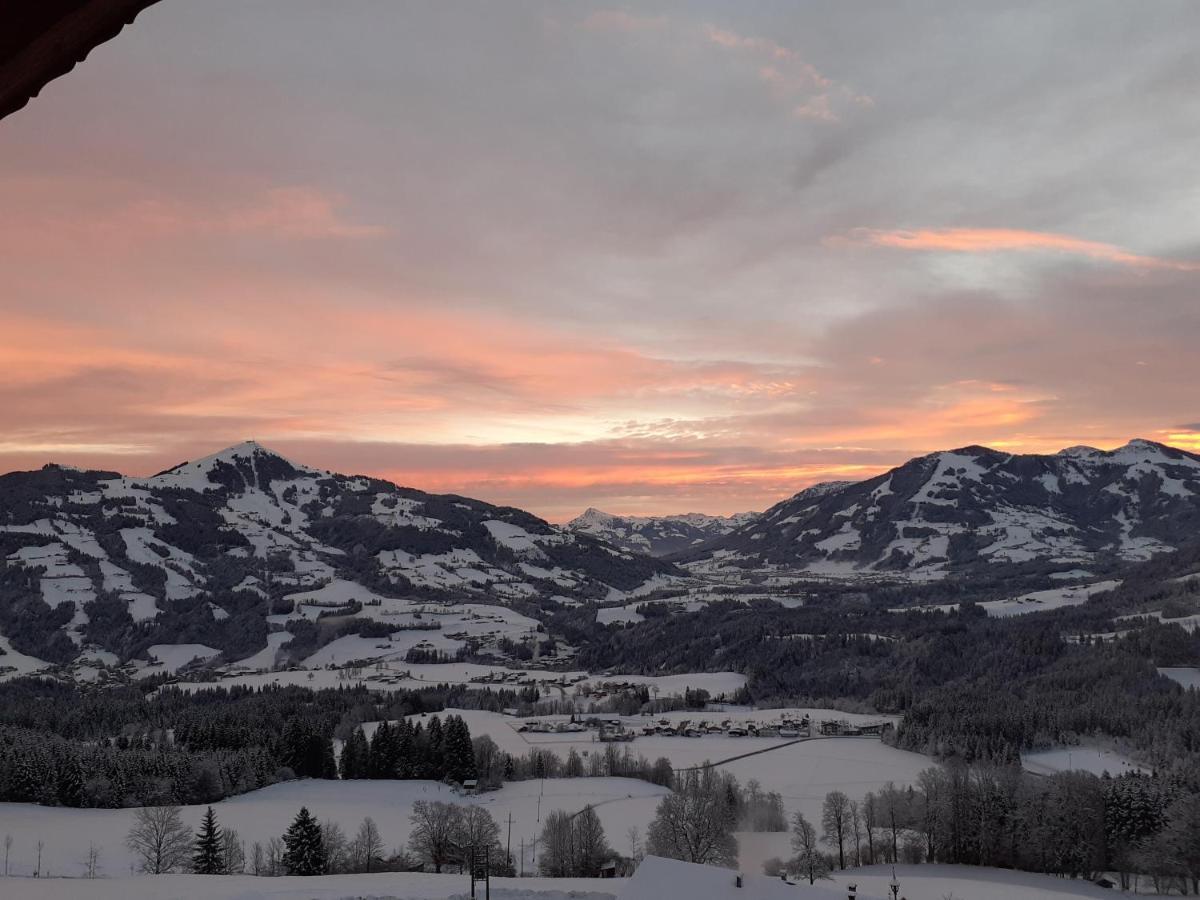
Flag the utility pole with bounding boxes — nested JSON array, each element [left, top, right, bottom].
[[506, 812, 512, 872], [519, 839, 525, 877]]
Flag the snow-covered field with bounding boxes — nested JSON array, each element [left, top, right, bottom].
[[1021, 746, 1148, 777], [825, 864, 1123, 900], [0, 862, 1131, 900], [892, 579, 1121, 618], [0, 871, 617, 899], [1159, 666, 1200, 689], [0, 778, 666, 881], [433, 708, 897, 761], [403, 708, 926, 830]]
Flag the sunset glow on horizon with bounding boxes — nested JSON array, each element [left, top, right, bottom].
[[3, 2, 1199, 522]]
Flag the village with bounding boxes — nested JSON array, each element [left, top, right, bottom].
[[515, 713, 892, 743]]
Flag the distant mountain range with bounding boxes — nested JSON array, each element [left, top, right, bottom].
[[566, 507, 758, 557], [5, 437, 1200, 675], [687, 439, 1200, 579], [0, 442, 674, 669]]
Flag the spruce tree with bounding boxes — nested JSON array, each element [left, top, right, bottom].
[[369, 721, 394, 778], [395, 718, 415, 778], [340, 728, 368, 780], [192, 806, 226, 874], [281, 806, 327, 875], [426, 716, 444, 779], [444, 716, 477, 784]]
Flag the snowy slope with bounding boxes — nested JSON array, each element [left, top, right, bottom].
[[566, 508, 759, 557], [0, 443, 676, 672], [690, 440, 1200, 579]]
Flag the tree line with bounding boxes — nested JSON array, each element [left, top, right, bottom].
[[762, 762, 1199, 895], [122, 800, 514, 877]]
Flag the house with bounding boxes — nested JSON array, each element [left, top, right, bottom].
[[622, 856, 875, 900]]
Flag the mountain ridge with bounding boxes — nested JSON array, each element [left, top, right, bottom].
[[0, 442, 677, 673], [566, 506, 759, 557], [686, 437, 1200, 579]]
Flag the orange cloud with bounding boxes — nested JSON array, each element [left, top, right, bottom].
[[842, 227, 1200, 271], [0, 178, 385, 255]]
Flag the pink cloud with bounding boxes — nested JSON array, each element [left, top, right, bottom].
[[842, 227, 1200, 271]]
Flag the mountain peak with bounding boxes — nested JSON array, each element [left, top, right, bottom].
[[146, 441, 318, 492]]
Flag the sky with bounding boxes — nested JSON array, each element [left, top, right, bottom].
[[2, 1, 1200, 521]]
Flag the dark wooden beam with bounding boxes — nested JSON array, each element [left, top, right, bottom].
[[0, 0, 161, 122]]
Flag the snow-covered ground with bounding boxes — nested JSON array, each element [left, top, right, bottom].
[[1021, 746, 1148, 777], [0, 778, 666, 881], [980, 580, 1120, 617], [1159, 666, 1200, 689], [145, 644, 221, 674], [405, 708, 926, 831], [892, 579, 1121, 618], [827, 864, 1122, 900], [0, 863, 1131, 900], [0, 873, 617, 900], [0, 631, 51, 680]]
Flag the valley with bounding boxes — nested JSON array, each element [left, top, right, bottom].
[[2, 441, 1199, 897]]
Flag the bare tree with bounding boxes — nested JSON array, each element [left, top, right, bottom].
[[821, 790, 851, 869], [408, 801, 461, 873], [538, 810, 575, 877], [573, 806, 610, 877], [81, 843, 101, 879], [646, 768, 738, 867], [126, 806, 192, 874], [250, 841, 265, 876], [849, 801, 863, 868], [862, 791, 879, 865], [352, 817, 385, 873], [321, 820, 349, 874], [791, 811, 829, 885], [265, 836, 284, 876], [627, 826, 643, 864], [453, 807, 500, 873], [222, 829, 245, 874]]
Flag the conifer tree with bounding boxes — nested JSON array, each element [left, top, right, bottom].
[[192, 806, 226, 875], [395, 718, 415, 778], [339, 728, 368, 780], [425, 716, 445, 779], [369, 721, 394, 778], [281, 806, 327, 875], [444, 716, 477, 784]]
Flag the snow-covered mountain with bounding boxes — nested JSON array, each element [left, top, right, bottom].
[[566, 507, 759, 557], [0, 442, 675, 671], [688, 440, 1200, 579]]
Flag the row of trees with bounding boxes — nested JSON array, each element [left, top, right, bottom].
[[124, 801, 512, 877], [760, 765, 1200, 894], [339, 715, 476, 784], [0, 679, 536, 808]]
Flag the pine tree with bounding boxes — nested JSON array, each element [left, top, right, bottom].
[[340, 728, 368, 780], [55, 751, 85, 807], [444, 716, 477, 785], [192, 807, 226, 875], [425, 716, 444, 779], [369, 721, 394, 778], [395, 719, 415, 778], [281, 806, 327, 876]]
